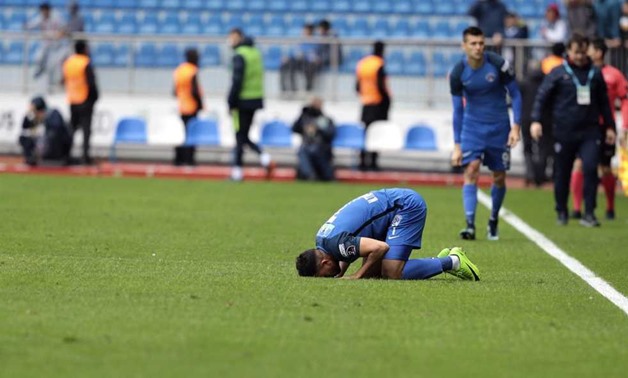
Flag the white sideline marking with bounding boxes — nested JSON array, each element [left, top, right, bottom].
[[477, 191, 628, 316]]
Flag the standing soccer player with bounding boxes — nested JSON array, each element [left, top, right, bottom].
[[449, 27, 522, 241], [570, 37, 628, 220]]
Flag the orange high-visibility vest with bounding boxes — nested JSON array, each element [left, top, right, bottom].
[[63, 54, 90, 105], [174, 62, 203, 116], [541, 55, 564, 75], [356, 55, 386, 105]]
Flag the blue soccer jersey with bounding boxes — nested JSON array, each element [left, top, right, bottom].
[[449, 51, 521, 151], [315, 188, 427, 263]]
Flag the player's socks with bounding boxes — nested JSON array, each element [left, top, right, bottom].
[[490, 184, 506, 220], [571, 170, 584, 213], [401, 258, 445, 280], [601, 173, 616, 214], [462, 184, 477, 226]]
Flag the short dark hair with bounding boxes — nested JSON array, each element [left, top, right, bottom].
[[319, 19, 331, 31], [185, 48, 199, 65], [567, 33, 589, 50], [296, 249, 318, 277], [74, 40, 87, 54], [303, 23, 314, 32], [462, 26, 484, 41], [551, 42, 565, 57], [229, 28, 244, 37], [373, 41, 385, 57], [590, 37, 608, 57], [31, 96, 47, 111], [39, 2, 50, 11]]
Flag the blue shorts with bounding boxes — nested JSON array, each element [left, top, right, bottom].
[[462, 146, 511, 171], [383, 193, 427, 261]]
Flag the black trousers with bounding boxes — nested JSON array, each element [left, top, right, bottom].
[[233, 108, 262, 167], [553, 137, 599, 215], [174, 113, 197, 166], [70, 103, 93, 161]]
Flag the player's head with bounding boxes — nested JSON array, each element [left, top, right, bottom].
[[566, 33, 590, 67], [295, 249, 340, 278], [39, 2, 51, 17], [318, 19, 331, 35], [587, 37, 607, 63], [228, 28, 244, 48], [74, 40, 88, 55], [185, 48, 199, 65], [302, 23, 314, 37], [373, 41, 385, 57], [29, 96, 47, 122], [462, 27, 485, 61], [545, 3, 560, 22], [551, 42, 565, 57]]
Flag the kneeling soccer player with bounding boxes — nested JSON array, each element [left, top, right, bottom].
[[295, 188, 480, 280]]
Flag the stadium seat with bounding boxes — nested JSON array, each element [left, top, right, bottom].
[[432, 52, 449, 77], [414, 1, 435, 15], [405, 124, 438, 151], [392, 0, 413, 14], [372, 1, 393, 15], [159, 14, 180, 35], [352, 0, 372, 13], [182, 0, 204, 11], [181, 14, 202, 35], [260, 121, 292, 147], [411, 20, 430, 38], [333, 123, 364, 150], [365, 121, 404, 152], [269, 0, 290, 13], [202, 14, 223, 35], [404, 51, 427, 76], [311, 0, 331, 13], [4, 41, 24, 65], [263, 46, 282, 70], [340, 48, 366, 73], [110, 117, 148, 162], [265, 16, 286, 37], [138, 13, 159, 35], [348, 18, 370, 38], [184, 119, 221, 146], [138, 0, 160, 9], [135, 43, 157, 67], [290, 0, 309, 12], [201, 45, 221, 66], [385, 51, 405, 76], [432, 20, 452, 39], [118, 13, 137, 34], [161, 0, 182, 11], [113, 44, 131, 67], [434, 2, 456, 16], [93, 12, 116, 34], [390, 19, 410, 38], [371, 19, 390, 39], [331, 0, 351, 13], [248, 0, 265, 12], [5, 10, 27, 31], [225, 0, 245, 12], [92, 43, 115, 67], [157, 44, 180, 67], [225, 14, 245, 31]]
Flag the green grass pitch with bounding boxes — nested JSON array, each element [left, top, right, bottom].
[[1, 175, 627, 377]]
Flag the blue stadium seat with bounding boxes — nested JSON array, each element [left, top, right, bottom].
[[392, 0, 413, 14], [6, 10, 27, 31], [331, 18, 349, 36], [390, 19, 410, 38], [248, 0, 265, 12], [246, 15, 265, 36], [110, 117, 148, 162], [4, 41, 24, 65], [92, 43, 115, 67], [453, 19, 470, 37], [182, 0, 204, 11], [386, 51, 405, 76], [159, 14, 180, 35], [4, 0, 27, 5], [157, 44, 180, 67], [225, 0, 245, 12], [432, 52, 449, 77], [138, 0, 160, 9], [94, 0, 116, 8], [434, 2, 456, 16], [265, 16, 286, 37], [263, 46, 283, 70], [0, 44, 5, 64], [225, 14, 245, 31], [333, 123, 365, 150], [405, 125, 438, 151], [118, 12, 137, 34], [202, 14, 223, 35], [201, 45, 221, 66], [352, 0, 372, 13], [269, 0, 290, 13], [260, 121, 292, 147], [138, 13, 159, 35], [161, 0, 182, 11], [184, 119, 221, 146], [414, 1, 435, 15], [331, 0, 351, 13], [290, 0, 309, 12], [93, 12, 116, 34], [82, 12, 95, 33], [411, 20, 430, 38], [404, 51, 427, 76], [286, 16, 306, 36], [181, 13, 202, 35], [372, 1, 393, 14], [340, 48, 366, 73], [371, 19, 390, 39], [135, 43, 158, 67], [348, 18, 370, 38], [113, 44, 131, 67], [311, 0, 331, 13], [432, 20, 452, 39]]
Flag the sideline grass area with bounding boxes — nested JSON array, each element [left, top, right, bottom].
[[1, 175, 627, 377]]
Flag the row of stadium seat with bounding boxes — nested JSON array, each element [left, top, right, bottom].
[[2, 0, 558, 18], [111, 117, 438, 161], [0, 40, 464, 77]]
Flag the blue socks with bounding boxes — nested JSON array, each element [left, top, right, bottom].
[[462, 184, 477, 226], [491, 184, 506, 220], [401, 258, 451, 280]]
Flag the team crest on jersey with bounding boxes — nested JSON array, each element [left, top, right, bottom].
[[391, 214, 403, 227], [338, 243, 356, 258], [485, 72, 496, 82]]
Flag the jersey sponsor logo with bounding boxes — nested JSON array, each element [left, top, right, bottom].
[[338, 243, 357, 258]]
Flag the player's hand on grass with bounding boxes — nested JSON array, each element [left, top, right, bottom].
[[508, 124, 521, 147], [451, 144, 462, 167], [530, 122, 543, 141]]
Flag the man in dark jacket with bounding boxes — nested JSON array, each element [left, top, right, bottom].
[[19, 96, 72, 166], [531, 33, 616, 227], [227, 28, 274, 181], [292, 96, 336, 181]]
